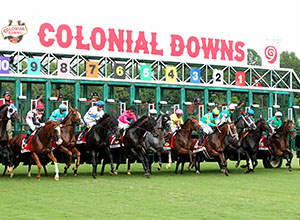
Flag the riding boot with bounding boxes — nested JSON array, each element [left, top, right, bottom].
[[265, 134, 271, 146], [24, 133, 31, 144], [80, 127, 89, 140], [199, 133, 207, 146]]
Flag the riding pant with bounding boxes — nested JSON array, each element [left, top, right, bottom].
[[199, 121, 213, 135], [118, 120, 130, 130]]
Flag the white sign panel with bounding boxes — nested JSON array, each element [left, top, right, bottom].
[[213, 69, 223, 85], [260, 38, 281, 69]]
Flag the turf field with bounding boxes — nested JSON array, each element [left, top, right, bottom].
[[1, 159, 300, 220]]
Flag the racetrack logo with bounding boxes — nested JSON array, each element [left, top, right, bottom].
[[264, 46, 277, 64], [1, 20, 27, 44]]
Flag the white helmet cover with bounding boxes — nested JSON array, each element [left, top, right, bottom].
[[275, 111, 282, 117], [149, 109, 157, 114], [228, 104, 235, 110]]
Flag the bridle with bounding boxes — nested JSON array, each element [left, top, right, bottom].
[[217, 123, 239, 140]]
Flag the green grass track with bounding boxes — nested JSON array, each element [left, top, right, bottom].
[[1, 159, 300, 220]]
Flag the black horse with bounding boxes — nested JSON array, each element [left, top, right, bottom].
[[0, 104, 19, 176], [239, 118, 273, 172], [121, 115, 158, 178], [224, 114, 256, 168], [83, 114, 120, 179]]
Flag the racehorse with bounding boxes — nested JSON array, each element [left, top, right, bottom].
[[120, 115, 159, 178], [0, 104, 20, 176], [224, 114, 256, 168], [239, 118, 273, 172], [83, 114, 120, 179], [143, 113, 172, 170], [8, 121, 63, 180], [172, 117, 202, 174], [194, 122, 238, 176], [268, 120, 296, 171]]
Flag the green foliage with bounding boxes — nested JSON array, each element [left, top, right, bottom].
[[247, 48, 262, 66]]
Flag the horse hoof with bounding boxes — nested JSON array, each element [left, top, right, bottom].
[[10, 173, 14, 178], [110, 172, 114, 176], [288, 168, 292, 172], [225, 171, 229, 176], [196, 170, 200, 174], [157, 166, 161, 171], [240, 165, 247, 168], [114, 171, 118, 175], [145, 173, 151, 178], [235, 163, 239, 168], [166, 164, 170, 169], [54, 176, 59, 181], [38, 178, 41, 181], [27, 173, 31, 178], [127, 171, 131, 176], [1, 175, 5, 178], [7, 167, 13, 174], [92, 175, 96, 179], [74, 173, 77, 177], [64, 173, 67, 176]]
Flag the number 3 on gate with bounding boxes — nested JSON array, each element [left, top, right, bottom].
[[166, 66, 177, 82]]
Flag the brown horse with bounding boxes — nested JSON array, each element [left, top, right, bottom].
[[0, 104, 20, 176], [8, 121, 63, 180], [269, 120, 296, 171], [194, 122, 238, 176], [173, 117, 202, 174]]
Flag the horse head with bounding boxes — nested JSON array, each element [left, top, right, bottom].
[[148, 116, 159, 137], [44, 121, 63, 145], [157, 113, 172, 133], [235, 114, 256, 131], [7, 104, 20, 122], [256, 118, 273, 135], [218, 122, 239, 141], [185, 117, 201, 133], [68, 107, 84, 126], [282, 120, 297, 139], [106, 115, 121, 140]]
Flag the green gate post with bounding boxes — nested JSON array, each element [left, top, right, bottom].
[[26, 83, 32, 112], [45, 80, 52, 119], [180, 86, 186, 120], [268, 92, 273, 118], [129, 84, 135, 105], [226, 89, 231, 105], [248, 90, 253, 107], [288, 92, 294, 120], [155, 85, 161, 112], [14, 79, 21, 133], [0, 82, 2, 94], [109, 86, 114, 99], [103, 83, 109, 112], [82, 84, 87, 99], [204, 88, 209, 114], [74, 82, 80, 108], [135, 87, 140, 101]]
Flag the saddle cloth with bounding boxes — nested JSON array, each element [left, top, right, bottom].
[[259, 136, 271, 151], [21, 134, 34, 153]]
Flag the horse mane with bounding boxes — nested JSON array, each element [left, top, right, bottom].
[[234, 115, 244, 125], [0, 104, 8, 112], [96, 113, 111, 125], [277, 119, 292, 132], [128, 115, 148, 129], [255, 118, 265, 125], [211, 122, 228, 134]]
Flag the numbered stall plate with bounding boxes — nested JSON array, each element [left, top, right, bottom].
[[213, 69, 223, 85], [141, 65, 152, 81], [28, 58, 40, 75], [58, 59, 71, 77], [86, 61, 98, 78], [166, 66, 177, 82], [0, 56, 10, 74], [114, 63, 125, 79], [190, 68, 201, 84], [236, 71, 245, 86]]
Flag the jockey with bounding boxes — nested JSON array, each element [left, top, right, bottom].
[[48, 104, 68, 122], [267, 111, 282, 131], [188, 97, 201, 116], [265, 111, 282, 146], [79, 100, 105, 139], [170, 109, 184, 132], [217, 104, 235, 125], [149, 108, 157, 119], [246, 109, 255, 121], [200, 108, 219, 135], [2, 90, 14, 105], [87, 91, 100, 107], [24, 103, 45, 144], [118, 105, 137, 130]]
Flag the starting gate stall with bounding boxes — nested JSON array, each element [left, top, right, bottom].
[[48, 97, 69, 115], [106, 99, 126, 118], [134, 100, 155, 118], [182, 101, 204, 122], [159, 101, 179, 116]]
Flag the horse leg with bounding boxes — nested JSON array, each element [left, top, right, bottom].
[[2, 165, 7, 178], [181, 156, 185, 174], [72, 147, 81, 176], [100, 159, 106, 176], [31, 152, 42, 181], [187, 151, 193, 171], [127, 160, 131, 175], [218, 153, 228, 176], [43, 164, 48, 177], [104, 146, 114, 176], [47, 151, 59, 181], [235, 148, 241, 168], [58, 146, 72, 176], [285, 151, 293, 172], [175, 156, 180, 174], [115, 163, 120, 175], [156, 151, 162, 171], [166, 150, 172, 169], [27, 164, 32, 177], [90, 150, 97, 179]]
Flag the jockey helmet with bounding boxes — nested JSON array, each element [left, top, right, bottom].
[[3, 90, 11, 96], [175, 109, 183, 115], [59, 104, 67, 111], [36, 103, 45, 110], [96, 100, 105, 107], [129, 105, 136, 111], [212, 108, 219, 115], [275, 111, 282, 117], [228, 104, 235, 110], [91, 91, 99, 97], [194, 97, 201, 103], [149, 109, 157, 115], [58, 93, 64, 99], [247, 109, 255, 115]]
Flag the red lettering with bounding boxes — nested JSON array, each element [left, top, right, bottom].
[[150, 32, 163, 56], [170, 34, 184, 56], [75, 26, 90, 50], [37, 23, 55, 47], [201, 38, 219, 59], [108, 29, 124, 52], [220, 40, 233, 61], [126, 30, 133, 53], [186, 36, 200, 58], [234, 41, 245, 62], [134, 31, 149, 54], [90, 27, 106, 51], [55, 24, 73, 48]]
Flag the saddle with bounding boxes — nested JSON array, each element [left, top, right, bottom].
[[21, 133, 36, 153]]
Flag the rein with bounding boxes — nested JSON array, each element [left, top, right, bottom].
[[241, 115, 256, 129]]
